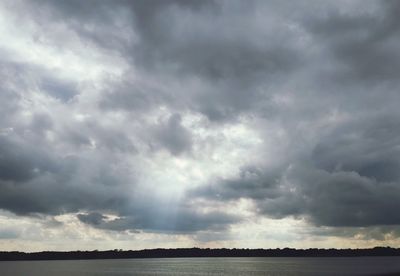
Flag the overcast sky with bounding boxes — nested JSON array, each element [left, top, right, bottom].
[[1, 0, 400, 251]]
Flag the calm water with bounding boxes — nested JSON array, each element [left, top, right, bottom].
[[1, 257, 400, 275]]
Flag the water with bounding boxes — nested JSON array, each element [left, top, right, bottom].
[[1, 257, 400, 275]]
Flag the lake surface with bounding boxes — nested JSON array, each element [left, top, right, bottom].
[[1, 257, 400, 275]]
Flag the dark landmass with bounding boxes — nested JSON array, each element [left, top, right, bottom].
[[1, 247, 400, 261]]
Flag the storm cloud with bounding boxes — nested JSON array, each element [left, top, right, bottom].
[[1, 0, 400, 248]]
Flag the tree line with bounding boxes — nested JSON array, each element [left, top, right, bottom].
[[1, 247, 400, 261]]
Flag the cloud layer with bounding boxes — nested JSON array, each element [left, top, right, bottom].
[[1, 0, 400, 249]]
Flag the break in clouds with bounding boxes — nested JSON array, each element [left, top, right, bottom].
[[1, 0, 400, 249]]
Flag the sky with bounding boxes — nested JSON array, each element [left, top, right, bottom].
[[1, 0, 400, 252]]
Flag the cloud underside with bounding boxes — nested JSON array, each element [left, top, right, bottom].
[[1, 0, 400, 241]]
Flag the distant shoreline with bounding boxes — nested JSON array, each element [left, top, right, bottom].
[[1, 247, 400, 261]]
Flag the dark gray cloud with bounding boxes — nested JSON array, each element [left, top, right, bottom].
[[1, 0, 400, 241], [40, 76, 78, 101], [280, 167, 400, 227], [194, 164, 400, 227], [312, 114, 400, 183], [0, 153, 129, 215], [33, 0, 302, 121], [77, 212, 107, 226], [193, 166, 282, 201], [193, 113, 400, 227], [0, 136, 53, 183], [152, 113, 192, 155], [78, 208, 240, 233], [98, 75, 170, 113], [306, 0, 400, 84], [126, 0, 302, 121]]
